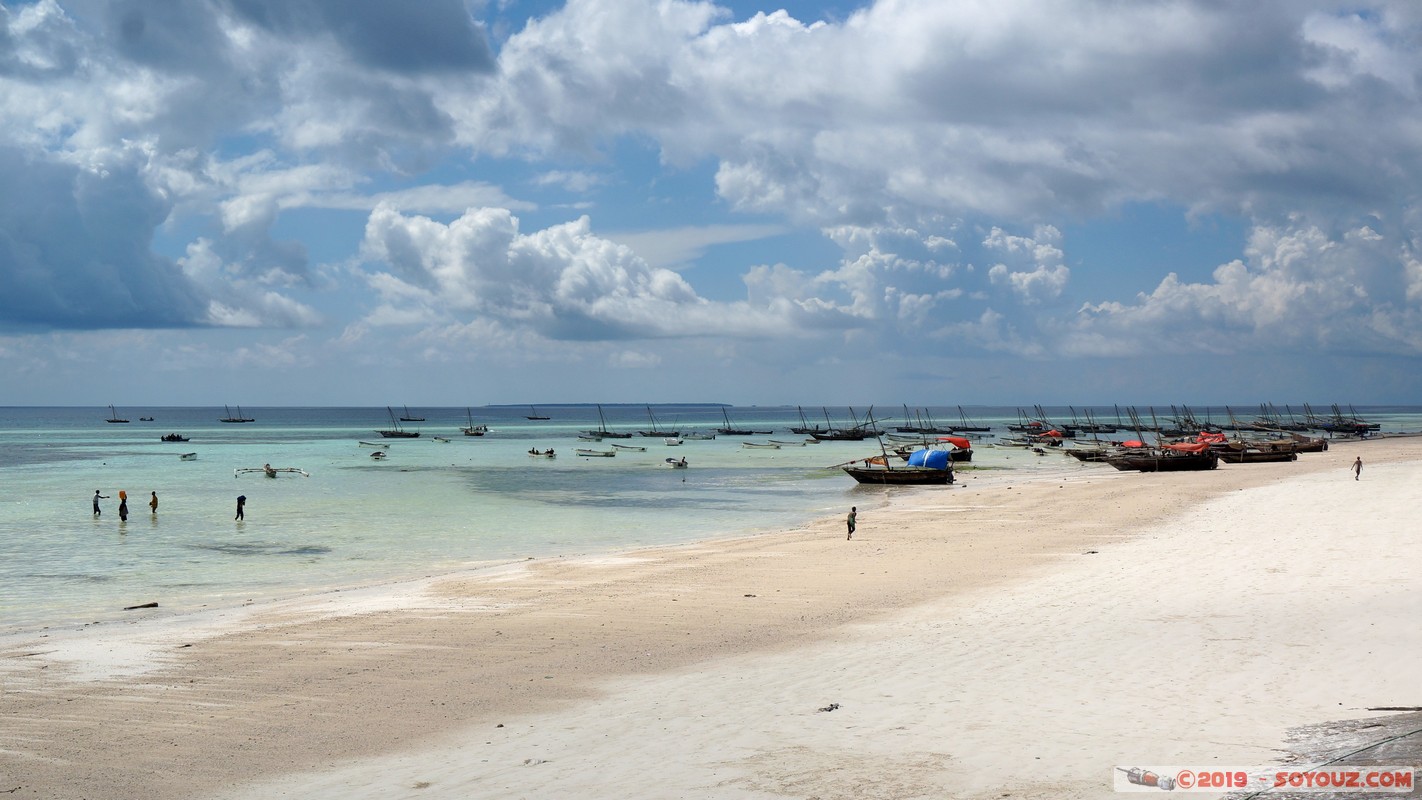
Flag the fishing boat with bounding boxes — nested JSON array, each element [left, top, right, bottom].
[[1214, 448, 1298, 464], [160, 433, 189, 442], [431, 436, 450, 443], [638, 405, 679, 437], [461, 408, 488, 437], [358, 441, 388, 447], [682, 432, 717, 440], [527, 448, 557, 458], [789, 406, 827, 436], [768, 439, 806, 447], [220, 405, 254, 423], [1105, 443, 1218, 472], [525, 405, 551, 420], [953, 406, 992, 432], [612, 443, 646, 452], [138, 416, 155, 422], [742, 441, 780, 449], [179, 452, 197, 461], [399, 405, 425, 422], [235, 465, 309, 478], [582, 404, 632, 439], [717, 408, 771, 436], [369, 450, 387, 460], [105, 405, 129, 423], [665, 457, 689, 469], [377, 407, 420, 438], [842, 448, 955, 485], [664, 437, 683, 446], [575, 448, 616, 458]]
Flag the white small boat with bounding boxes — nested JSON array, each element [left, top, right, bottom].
[[664, 437, 683, 446], [768, 439, 805, 447], [527, 448, 556, 458], [664, 457, 689, 469], [742, 441, 780, 449], [431, 436, 450, 443], [612, 443, 646, 451], [358, 441, 387, 447], [576, 448, 616, 458], [235, 466, 309, 478], [683, 432, 716, 440], [179, 452, 197, 461], [577, 434, 604, 442]]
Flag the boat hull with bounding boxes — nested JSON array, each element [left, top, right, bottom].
[[842, 466, 954, 485], [1105, 452, 1218, 472]]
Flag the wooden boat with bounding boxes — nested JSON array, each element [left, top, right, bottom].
[[612, 443, 646, 452], [1215, 448, 1298, 464], [527, 448, 556, 458], [399, 405, 425, 422], [769, 439, 806, 447], [1105, 448, 1218, 472], [664, 457, 689, 469], [525, 405, 551, 420], [106, 404, 129, 423], [358, 440, 388, 447], [369, 450, 387, 460], [160, 433, 189, 442], [842, 445, 956, 485], [742, 441, 780, 449], [235, 465, 309, 478], [638, 406, 679, 437], [583, 404, 632, 439], [377, 407, 420, 438], [843, 465, 955, 485], [220, 405, 254, 423], [179, 452, 197, 461], [953, 406, 992, 433], [575, 448, 616, 458], [789, 406, 827, 436], [683, 432, 717, 440], [717, 408, 771, 436], [460, 407, 488, 437], [431, 436, 450, 443], [138, 416, 155, 422]]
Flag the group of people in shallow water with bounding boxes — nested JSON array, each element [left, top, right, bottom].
[[92, 489, 158, 522], [92, 490, 249, 522]]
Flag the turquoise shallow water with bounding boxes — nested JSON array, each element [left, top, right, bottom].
[[2, 404, 1415, 633]]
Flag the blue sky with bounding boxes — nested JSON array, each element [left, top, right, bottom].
[[3, 0, 1422, 406]]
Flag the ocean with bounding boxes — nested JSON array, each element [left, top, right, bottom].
[[1, 403, 1414, 634]]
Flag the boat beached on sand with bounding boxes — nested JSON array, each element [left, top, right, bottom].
[[842, 447, 955, 485]]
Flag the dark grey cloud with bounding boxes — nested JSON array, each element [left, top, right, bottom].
[[0, 147, 208, 331], [225, 0, 496, 74]]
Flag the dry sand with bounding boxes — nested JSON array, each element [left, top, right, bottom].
[[2, 438, 1419, 799]]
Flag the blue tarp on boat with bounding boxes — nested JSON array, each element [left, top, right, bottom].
[[906, 448, 950, 469]]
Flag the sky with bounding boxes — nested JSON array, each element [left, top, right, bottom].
[[2, 0, 1422, 407]]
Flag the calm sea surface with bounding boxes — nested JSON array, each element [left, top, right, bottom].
[[2, 404, 1416, 634]]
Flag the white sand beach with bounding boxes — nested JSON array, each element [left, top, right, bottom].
[[3, 438, 1419, 799]]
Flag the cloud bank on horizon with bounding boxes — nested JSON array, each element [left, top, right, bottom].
[[2, 0, 1421, 403]]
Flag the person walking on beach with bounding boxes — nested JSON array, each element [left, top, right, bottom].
[[235, 494, 246, 520], [1352, 456, 1363, 480], [92, 490, 109, 517], [846, 506, 857, 540], [149, 491, 158, 515]]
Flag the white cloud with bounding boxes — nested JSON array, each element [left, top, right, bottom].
[[358, 205, 798, 340]]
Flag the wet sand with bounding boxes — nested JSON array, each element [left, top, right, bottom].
[[2, 437, 1418, 799]]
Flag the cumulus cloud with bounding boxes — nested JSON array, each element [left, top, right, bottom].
[[358, 205, 799, 340], [1062, 217, 1422, 356]]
